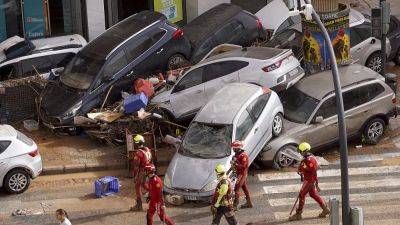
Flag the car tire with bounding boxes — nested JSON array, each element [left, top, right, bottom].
[[4, 169, 31, 194], [394, 49, 400, 66], [362, 118, 385, 145], [366, 52, 383, 74], [273, 145, 296, 169], [167, 54, 189, 70], [272, 113, 283, 137]]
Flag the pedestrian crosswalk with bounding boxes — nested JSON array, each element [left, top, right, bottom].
[[255, 153, 400, 223]]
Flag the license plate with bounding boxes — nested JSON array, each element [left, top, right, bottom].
[[288, 68, 298, 77], [185, 196, 197, 201]]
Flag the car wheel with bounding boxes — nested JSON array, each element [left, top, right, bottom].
[[273, 145, 296, 169], [363, 118, 385, 145], [4, 169, 31, 194], [366, 52, 383, 74], [394, 49, 400, 66], [167, 54, 189, 70], [272, 113, 283, 137]]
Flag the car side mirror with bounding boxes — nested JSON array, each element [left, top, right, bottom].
[[370, 39, 376, 44], [51, 67, 64, 76], [315, 116, 323, 123]]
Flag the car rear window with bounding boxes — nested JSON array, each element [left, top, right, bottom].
[[16, 131, 34, 146], [0, 141, 11, 154]]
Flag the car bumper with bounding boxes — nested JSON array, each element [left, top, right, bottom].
[[30, 154, 43, 179], [163, 186, 213, 202], [271, 66, 305, 92], [387, 107, 399, 118]]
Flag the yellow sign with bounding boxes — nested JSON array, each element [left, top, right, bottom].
[[154, 0, 183, 23]]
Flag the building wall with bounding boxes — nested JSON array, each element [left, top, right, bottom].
[[86, 0, 106, 40], [186, 0, 230, 22]]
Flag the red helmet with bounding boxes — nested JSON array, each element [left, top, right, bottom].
[[144, 163, 156, 173], [231, 140, 244, 149]]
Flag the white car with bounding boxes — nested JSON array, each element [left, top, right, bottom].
[[0, 125, 42, 194], [164, 83, 284, 200], [0, 34, 87, 81], [152, 46, 303, 121]]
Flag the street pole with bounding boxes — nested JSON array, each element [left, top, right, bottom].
[[301, 1, 351, 224], [381, 0, 387, 76]]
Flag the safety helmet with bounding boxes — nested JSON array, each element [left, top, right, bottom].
[[231, 140, 243, 149], [298, 142, 311, 152], [215, 164, 226, 175], [144, 163, 156, 174], [134, 134, 145, 144]]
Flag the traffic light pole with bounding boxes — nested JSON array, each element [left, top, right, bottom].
[[301, 1, 351, 224], [381, 0, 387, 76]]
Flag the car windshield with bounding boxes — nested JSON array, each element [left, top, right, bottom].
[[179, 122, 232, 159], [281, 87, 320, 124], [60, 51, 104, 90]]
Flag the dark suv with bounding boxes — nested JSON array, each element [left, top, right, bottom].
[[39, 11, 191, 128], [184, 3, 265, 64]]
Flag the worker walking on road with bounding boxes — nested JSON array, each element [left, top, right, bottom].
[[131, 134, 153, 211], [143, 163, 174, 225], [231, 141, 253, 210], [289, 142, 330, 221], [211, 164, 238, 225]]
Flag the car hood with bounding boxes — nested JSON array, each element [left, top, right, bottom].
[[151, 88, 172, 104], [167, 153, 230, 190], [40, 81, 83, 117]]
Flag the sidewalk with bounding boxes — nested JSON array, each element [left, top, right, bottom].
[[22, 129, 175, 175]]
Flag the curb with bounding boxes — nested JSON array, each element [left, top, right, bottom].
[[40, 159, 170, 176]]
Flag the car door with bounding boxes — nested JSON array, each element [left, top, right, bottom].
[[387, 17, 400, 59], [245, 93, 272, 161], [0, 141, 11, 178], [203, 60, 245, 101], [234, 109, 256, 157], [305, 96, 339, 147], [350, 24, 375, 64], [169, 67, 206, 119]]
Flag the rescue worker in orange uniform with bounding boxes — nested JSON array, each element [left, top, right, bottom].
[[131, 134, 153, 211], [143, 163, 174, 225], [289, 142, 330, 221], [231, 140, 253, 210], [211, 164, 238, 225]]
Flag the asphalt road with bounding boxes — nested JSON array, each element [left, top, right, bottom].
[[2, 145, 400, 225]]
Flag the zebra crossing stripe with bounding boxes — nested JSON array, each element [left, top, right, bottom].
[[268, 191, 400, 206], [258, 165, 400, 181], [263, 178, 400, 194]]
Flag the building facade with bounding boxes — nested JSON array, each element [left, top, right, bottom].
[[0, 0, 276, 43]]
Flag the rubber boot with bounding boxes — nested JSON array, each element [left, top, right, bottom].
[[130, 198, 143, 212], [233, 196, 239, 211], [318, 204, 330, 218], [240, 196, 253, 209], [289, 211, 302, 221]]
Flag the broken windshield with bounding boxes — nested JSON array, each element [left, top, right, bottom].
[[179, 122, 232, 159], [281, 87, 320, 124], [60, 51, 104, 90]]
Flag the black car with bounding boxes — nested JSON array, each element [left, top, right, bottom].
[[263, 28, 303, 61], [39, 11, 191, 128], [184, 3, 265, 64], [388, 15, 400, 65]]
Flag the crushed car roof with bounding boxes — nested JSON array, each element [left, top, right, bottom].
[[201, 46, 287, 63], [81, 11, 165, 60], [183, 3, 242, 48], [195, 83, 260, 124], [295, 64, 383, 100]]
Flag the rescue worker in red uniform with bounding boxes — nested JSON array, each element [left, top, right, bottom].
[[231, 140, 253, 210], [289, 142, 330, 221], [143, 163, 174, 225], [211, 164, 238, 225], [131, 134, 153, 211]]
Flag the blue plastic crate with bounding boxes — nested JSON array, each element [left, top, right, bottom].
[[95, 176, 120, 198], [123, 92, 148, 114]]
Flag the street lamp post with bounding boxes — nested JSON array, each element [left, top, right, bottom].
[[300, 0, 351, 224], [381, 0, 387, 76]]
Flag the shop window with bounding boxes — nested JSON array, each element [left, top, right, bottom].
[[48, 0, 73, 35]]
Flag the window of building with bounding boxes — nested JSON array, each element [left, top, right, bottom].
[[48, 0, 74, 35]]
